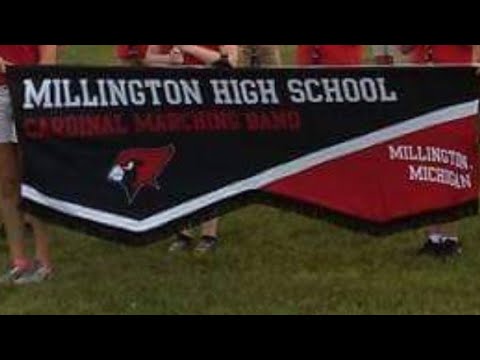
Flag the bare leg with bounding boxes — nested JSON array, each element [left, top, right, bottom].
[[0, 143, 27, 265], [190, 218, 220, 253], [170, 219, 220, 253], [428, 222, 457, 238], [25, 214, 51, 268], [201, 218, 219, 238]]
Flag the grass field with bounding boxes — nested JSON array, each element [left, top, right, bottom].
[[1, 45, 480, 314]]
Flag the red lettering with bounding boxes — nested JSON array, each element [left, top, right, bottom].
[[23, 118, 42, 139], [245, 110, 301, 132]]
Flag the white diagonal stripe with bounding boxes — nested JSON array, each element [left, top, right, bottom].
[[22, 100, 479, 232]]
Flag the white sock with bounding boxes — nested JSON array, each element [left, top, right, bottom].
[[428, 234, 443, 244]]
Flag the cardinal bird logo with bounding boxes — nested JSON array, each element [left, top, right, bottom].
[[108, 145, 176, 204]]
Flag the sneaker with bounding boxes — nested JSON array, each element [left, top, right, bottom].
[[442, 237, 462, 256], [13, 262, 54, 285], [418, 236, 462, 257], [168, 233, 194, 253], [0, 265, 30, 285], [194, 236, 219, 254]]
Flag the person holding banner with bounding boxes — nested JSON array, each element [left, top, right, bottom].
[[145, 45, 238, 68], [296, 45, 365, 65], [398, 45, 479, 256], [145, 45, 238, 254], [116, 45, 149, 66], [144, 45, 185, 66], [399, 45, 477, 64], [0, 45, 57, 284]]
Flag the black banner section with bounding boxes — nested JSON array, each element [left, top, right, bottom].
[[6, 65, 480, 244]]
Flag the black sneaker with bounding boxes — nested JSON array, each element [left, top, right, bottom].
[[418, 238, 442, 256], [168, 233, 194, 253], [194, 236, 219, 254], [442, 237, 462, 256]]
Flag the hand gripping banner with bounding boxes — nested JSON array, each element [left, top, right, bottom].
[[6, 66, 480, 244]]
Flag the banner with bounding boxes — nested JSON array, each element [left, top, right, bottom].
[[6, 65, 480, 244]]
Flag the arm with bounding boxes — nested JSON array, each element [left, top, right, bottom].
[[221, 45, 238, 67], [0, 57, 13, 73], [143, 45, 183, 66], [175, 45, 237, 66], [398, 45, 416, 55], [474, 45, 480, 63]]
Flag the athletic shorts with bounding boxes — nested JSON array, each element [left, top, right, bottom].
[[0, 86, 17, 144]]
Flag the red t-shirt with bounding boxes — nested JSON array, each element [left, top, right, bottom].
[[296, 45, 363, 65], [431, 45, 473, 63], [0, 45, 40, 84], [116, 45, 149, 60], [158, 45, 222, 65], [403, 45, 428, 63], [406, 45, 473, 64]]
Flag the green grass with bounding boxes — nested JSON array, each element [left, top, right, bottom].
[[1, 45, 479, 314]]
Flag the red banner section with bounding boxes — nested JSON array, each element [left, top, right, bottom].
[[266, 115, 478, 222]]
